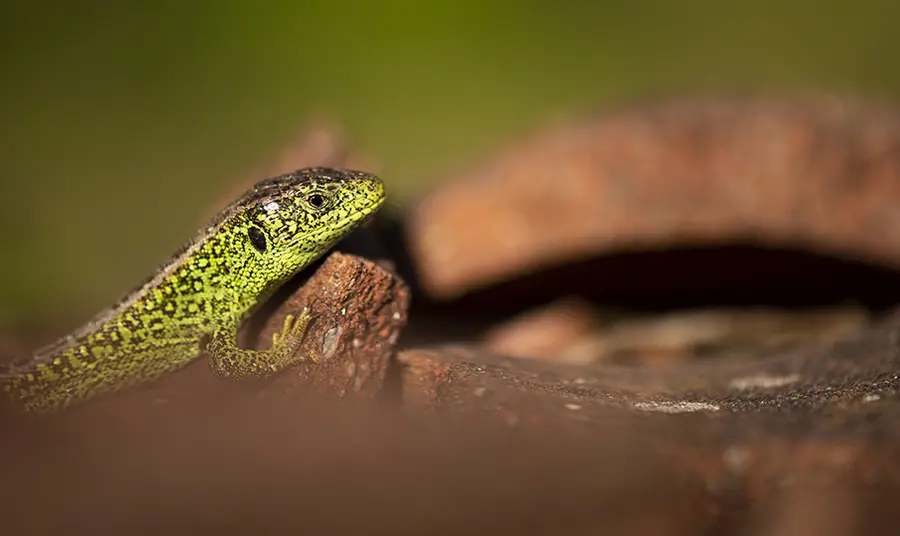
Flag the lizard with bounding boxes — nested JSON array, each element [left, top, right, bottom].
[[1, 167, 386, 413]]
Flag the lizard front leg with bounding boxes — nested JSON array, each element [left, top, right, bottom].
[[206, 308, 318, 378]]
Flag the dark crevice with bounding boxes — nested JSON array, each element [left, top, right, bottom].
[[455, 245, 900, 311], [400, 244, 900, 343]]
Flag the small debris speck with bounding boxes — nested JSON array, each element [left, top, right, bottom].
[[633, 400, 720, 413], [729, 374, 801, 390], [322, 325, 342, 357]]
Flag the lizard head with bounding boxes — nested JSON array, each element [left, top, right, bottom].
[[213, 167, 386, 296]]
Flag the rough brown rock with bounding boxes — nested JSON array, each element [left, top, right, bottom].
[[480, 298, 868, 365], [406, 95, 900, 299], [250, 252, 409, 400], [395, 309, 900, 531]]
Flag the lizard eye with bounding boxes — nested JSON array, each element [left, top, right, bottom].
[[247, 226, 267, 253], [307, 193, 327, 209]]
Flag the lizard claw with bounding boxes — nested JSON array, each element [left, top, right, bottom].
[[271, 309, 311, 351], [272, 314, 295, 348]]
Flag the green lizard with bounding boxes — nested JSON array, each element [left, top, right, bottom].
[[2, 167, 385, 413]]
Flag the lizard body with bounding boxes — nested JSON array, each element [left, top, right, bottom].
[[2, 167, 385, 412]]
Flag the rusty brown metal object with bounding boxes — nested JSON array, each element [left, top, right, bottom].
[[248, 253, 409, 400], [481, 299, 869, 365], [406, 95, 900, 299], [400, 314, 899, 418], [397, 311, 900, 526]]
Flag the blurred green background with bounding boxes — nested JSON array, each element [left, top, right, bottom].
[[1, 0, 899, 326]]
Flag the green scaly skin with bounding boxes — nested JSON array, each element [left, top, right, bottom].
[[2, 167, 385, 413]]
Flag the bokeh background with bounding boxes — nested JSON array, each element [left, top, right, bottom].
[[2, 0, 899, 325]]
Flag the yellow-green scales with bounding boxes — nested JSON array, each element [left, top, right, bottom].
[[2, 167, 385, 412]]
